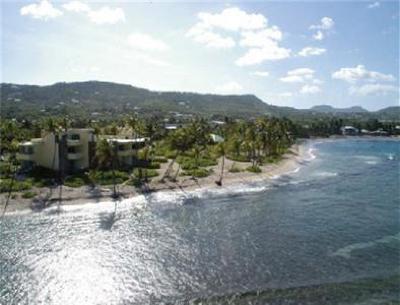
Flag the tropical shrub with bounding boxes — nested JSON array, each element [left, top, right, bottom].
[[0, 179, 32, 193], [22, 191, 37, 199], [0, 162, 12, 178], [177, 156, 217, 170], [229, 164, 241, 173], [133, 168, 159, 178], [246, 165, 262, 173], [145, 162, 161, 169], [182, 168, 212, 178], [264, 155, 283, 164], [126, 177, 142, 187], [226, 154, 250, 162], [64, 176, 85, 188], [94, 170, 129, 185], [152, 156, 168, 163]]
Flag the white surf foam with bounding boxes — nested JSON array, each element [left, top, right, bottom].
[[314, 171, 338, 177], [304, 147, 317, 162], [355, 155, 381, 165], [331, 232, 400, 259]]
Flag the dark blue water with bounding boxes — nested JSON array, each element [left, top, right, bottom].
[[1, 138, 399, 304]]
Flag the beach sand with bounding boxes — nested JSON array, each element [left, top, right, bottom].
[[1, 142, 309, 214]]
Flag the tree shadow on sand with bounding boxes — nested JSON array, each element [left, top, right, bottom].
[[98, 198, 121, 230]]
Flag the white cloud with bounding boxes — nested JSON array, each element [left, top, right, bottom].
[[235, 44, 291, 66], [280, 75, 305, 83], [300, 85, 321, 94], [310, 17, 334, 41], [251, 71, 270, 77], [280, 69, 324, 95], [197, 7, 267, 32], [215, 81, 243, 94], [367, 2, 380, 9], [313, 30, 324, 41], [88, 6, 125, 24], [280, 68, 315, 83], [313, 79, 324, 85], [187, 7, 290, 65], [62, 1, 90, 13], [310, 17, 335, 30], [236, 25, 290, 65], [288, 68, 315, 76], [349, 84, 397, 96], [333, 65, 396, 97], [187, 7, 267, 49], [332, 65, 395, 83], [20, 0, 63, 20], [186, 24, 235, 48], [239, 27, 283, 47], [278, 92, 293, 98], [127, 33, 169, 52], [62, 2, 126, 26], [298, 47, 326, 57], [133, 53, 171, 67]]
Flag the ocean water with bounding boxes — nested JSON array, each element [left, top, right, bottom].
[[1, 138, 399, 305]]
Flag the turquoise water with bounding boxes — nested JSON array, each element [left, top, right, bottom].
[[1, 138, 399, 304]]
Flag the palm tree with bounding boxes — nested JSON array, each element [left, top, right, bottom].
[[96, 139, 118, 198], [192, 144, 202, 168], [161, 128, 192, 181], [215, 142, 226, 186], [60, 117, 71, 132], [141, 120, 159, 183], [2, 139, 19, 217]]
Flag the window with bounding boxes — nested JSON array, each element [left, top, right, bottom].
[[70, 134, 80, 140], [68, 147, 77, 154], [19, 146, 34, 154]]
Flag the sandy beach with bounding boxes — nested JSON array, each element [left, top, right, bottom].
[[1, 141, 310, 214]]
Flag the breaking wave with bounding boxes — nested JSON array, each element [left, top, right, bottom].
[[331, 232, 400, 259]]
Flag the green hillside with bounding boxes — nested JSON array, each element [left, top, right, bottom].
[[1, 81, 398, 121]]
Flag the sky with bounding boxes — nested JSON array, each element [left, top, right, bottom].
[[1, 0, 399, 110]]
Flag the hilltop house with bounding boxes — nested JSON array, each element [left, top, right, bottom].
[[210, 133, 224, 143]]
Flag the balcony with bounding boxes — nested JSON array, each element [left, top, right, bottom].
[[117, 149, 134, 157], [67, 152, 82, 160], [17, 153, 35, 161], [67, 139, 81, 146]]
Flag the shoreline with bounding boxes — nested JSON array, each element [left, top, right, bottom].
[[1, 141, 311, 214]]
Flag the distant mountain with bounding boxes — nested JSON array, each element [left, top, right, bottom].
[[0, 81, 397, 121], [374, 106, 400, 121], [1, 81, 284, 119], [310, 105, 368, 113]]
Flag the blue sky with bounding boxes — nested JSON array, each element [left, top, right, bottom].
[[1, 0, 399, 110]]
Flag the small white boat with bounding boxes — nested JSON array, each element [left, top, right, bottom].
[[387, 153, 395, 160]]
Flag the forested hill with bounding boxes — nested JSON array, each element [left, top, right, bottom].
[[1, 81, 398, 121], [1, 81, 276, 119], [310, 105, 368, 113]]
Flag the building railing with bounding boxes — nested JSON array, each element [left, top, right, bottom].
[[67, 152, 82, 160], [16, 153, 35, 161], [67, 139, 81, 146], [116, 149, 134, 157]]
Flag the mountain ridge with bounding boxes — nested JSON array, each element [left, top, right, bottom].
[[1, 81, 398, 120], [310, 105, 369, 113]]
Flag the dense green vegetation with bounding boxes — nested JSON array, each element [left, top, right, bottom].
[[1, 86, 399, 201], [0, 114, 299, 195], [1, 81, 399, 121]]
